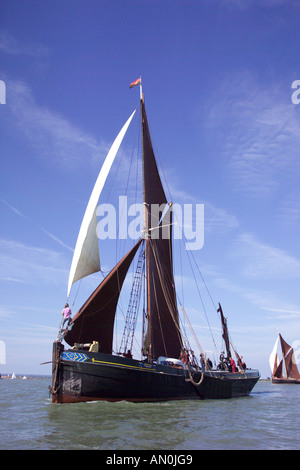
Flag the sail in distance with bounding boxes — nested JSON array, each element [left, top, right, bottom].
[[270, 333, 300, 383]]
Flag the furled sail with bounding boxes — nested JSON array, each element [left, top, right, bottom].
[[64, 239, 142, 352], [67, 109, 136, 298], [141, 99, 182, 359], [218, 303, 231, 359]]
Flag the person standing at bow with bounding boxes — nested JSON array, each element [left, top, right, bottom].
[[61, 303, 72, 329]]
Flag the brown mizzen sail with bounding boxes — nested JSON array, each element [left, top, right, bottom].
[[64, 239, 142, 353]]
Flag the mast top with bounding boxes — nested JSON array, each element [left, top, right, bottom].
[[129, 76, 143, 101], [139, 77, 143, 101]]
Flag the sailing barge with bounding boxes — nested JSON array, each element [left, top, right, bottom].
[[269, 333, 300, 384], [51, 79, 260, 403]]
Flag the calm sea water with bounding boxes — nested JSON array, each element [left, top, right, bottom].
[[0, 378, 299, 451]]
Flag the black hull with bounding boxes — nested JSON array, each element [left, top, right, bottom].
[[272, 377, 300, 384], [51, 342, 260, 403]]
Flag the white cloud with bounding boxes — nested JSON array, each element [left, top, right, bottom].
[[1, 34, 109, 170], [205, 0, 295, 10], [0, 239, 68, 286], [243, 290, 299, 316], [0, 30, 50, 58], [277, 193, 300, 228], [166, 173, 239, 235], [6, 79, 109, 169], [230, 232, 300, 279], [205, 72, 300, 196], [0, 199, 73, 252], [204, 202, 239, 234], [214, 273, 300, 322], [262, 307, 300, 319]]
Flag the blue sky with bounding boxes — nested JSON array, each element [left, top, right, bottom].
[[1, 0, 300, 378]]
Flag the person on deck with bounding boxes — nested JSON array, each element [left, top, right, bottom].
[[181, 349, 189, 365], [62, 303, 72, 329], [123, 350, 133, 359], [190, 350, 197, 368], [239, 356, 246, 370], [229, 357, 236, 373], [206, 357, 213, 370], [200, 353, 205, 372]]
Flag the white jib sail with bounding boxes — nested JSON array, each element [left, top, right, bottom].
[[67, 109, 136, 297], [269, 336, 279, 374]]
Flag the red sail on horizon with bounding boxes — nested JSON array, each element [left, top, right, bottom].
[[285, 348, 300, 380], [272, 333, 300, 381], [273, 359, 283, 379], [279, 333, 291, 357]]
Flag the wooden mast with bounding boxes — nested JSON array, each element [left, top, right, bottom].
[[138, 77, 182, 360], [140, 80, 153, 360]]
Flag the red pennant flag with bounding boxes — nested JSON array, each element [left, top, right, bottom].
[[129, 78, 141, 88]]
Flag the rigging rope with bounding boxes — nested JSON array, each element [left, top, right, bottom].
[[180, 305, 204, 355], [118, 242, 145, 355]]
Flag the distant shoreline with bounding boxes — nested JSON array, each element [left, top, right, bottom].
[[0, 374, 51, 379]]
